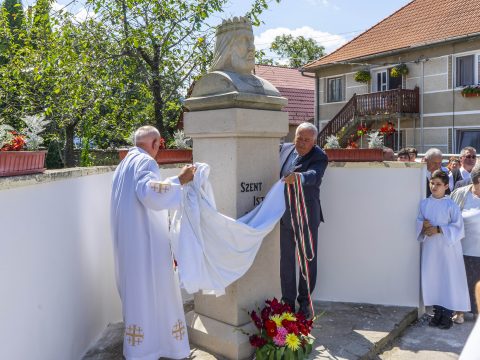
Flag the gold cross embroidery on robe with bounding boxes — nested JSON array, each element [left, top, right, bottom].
[[172, 319, 185, 341], [125, 324, 144, 346]]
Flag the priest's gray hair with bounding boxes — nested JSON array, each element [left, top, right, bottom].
[[134, 126, 160, 145], [424, 148, 443, 160], [296, 122, 318, 138], [471, 163, 480, 184]]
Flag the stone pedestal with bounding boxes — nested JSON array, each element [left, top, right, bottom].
[[184, 107, 288, 359]]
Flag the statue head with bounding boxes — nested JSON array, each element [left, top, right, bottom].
[[210, 17, 255, 75]]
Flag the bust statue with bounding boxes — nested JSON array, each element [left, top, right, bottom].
[[210, 17, 255, 75], [184, 17, 287, 111]]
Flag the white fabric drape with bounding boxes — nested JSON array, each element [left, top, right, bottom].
[[170, 163, 285, 295]]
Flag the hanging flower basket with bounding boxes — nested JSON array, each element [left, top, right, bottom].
[[0, 150, 47, 177], [325, 148, 384, 162], [119, 148, 193, 164]]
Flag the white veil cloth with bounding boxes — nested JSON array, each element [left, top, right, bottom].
[[170, 163, 285, 296]]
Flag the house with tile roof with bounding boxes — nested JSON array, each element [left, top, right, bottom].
[[254, 64, 315, 141], [302, 0, 480, 153]]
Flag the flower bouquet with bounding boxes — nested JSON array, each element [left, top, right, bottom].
[[248, 298, 314, 360]]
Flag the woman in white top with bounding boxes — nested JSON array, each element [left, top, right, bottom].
[[451, 163, 480, 323]]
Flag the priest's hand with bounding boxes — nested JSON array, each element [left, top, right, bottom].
[[283, 172, 298, 185], [178, 164, 195, 185]]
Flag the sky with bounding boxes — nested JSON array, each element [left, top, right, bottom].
[[32, 0, 412, 60]]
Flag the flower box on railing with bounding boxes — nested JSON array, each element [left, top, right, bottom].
[[0, 150, 47, 177], [325, 148, 383, 162], [119, 148, 193, 165]]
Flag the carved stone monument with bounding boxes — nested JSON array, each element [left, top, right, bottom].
[[184, 17, 289, 359]]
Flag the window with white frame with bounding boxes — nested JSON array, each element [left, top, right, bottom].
[[327, 77, 343, 102], [455, 54, 480, 87]]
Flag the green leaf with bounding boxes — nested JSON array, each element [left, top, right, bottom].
[[285, 348, 293, 360], [268, 348, 275, 360], [275, 347, 285, 360], [305, 343, 312, 356], [297, 347, 304, 360]]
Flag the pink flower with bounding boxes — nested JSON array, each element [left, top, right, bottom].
[[273, 327, 288, 346]]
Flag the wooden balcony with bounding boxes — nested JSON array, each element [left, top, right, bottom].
[[318, 87, 419, 147]]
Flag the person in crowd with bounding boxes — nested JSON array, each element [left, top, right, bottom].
[[424, 148, 453, 197], [111, 125, 195, 360], [451, 147, 477, 189], [407, 147, 418, 162], [447, 156, 461, 172], [451, 163, 480, 325], [397, 148, 411, 162], [417, 169, 470, 329], [279, 122, 328, 318], [459, 282, 480, 359]]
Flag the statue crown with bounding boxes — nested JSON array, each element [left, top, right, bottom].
[[216, 16, 252, 35]]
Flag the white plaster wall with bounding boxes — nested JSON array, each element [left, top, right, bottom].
[[0, 172, 122, 360], [313, 164, 426, 307]]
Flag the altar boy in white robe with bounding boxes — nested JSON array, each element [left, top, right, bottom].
[[111, 126, 195, 360], [417, 169, 470, 329]]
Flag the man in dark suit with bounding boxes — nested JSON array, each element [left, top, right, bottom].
[[279, 122, 328, 318]]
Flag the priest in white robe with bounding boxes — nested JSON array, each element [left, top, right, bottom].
[[111, 126, 195, 360]]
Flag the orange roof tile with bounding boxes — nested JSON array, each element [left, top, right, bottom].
[[255, 65, 315, 90], [303, 0, 480, 71], [254, 65, 315, 125]]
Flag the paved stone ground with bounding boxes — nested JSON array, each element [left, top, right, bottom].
[[379, 309, 475, 360], [83, 301, 420, 360]]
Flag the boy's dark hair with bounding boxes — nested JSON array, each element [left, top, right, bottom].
[[431, 169, 449, 185], [407, 147, 418, 156], [398, 148, 410, 157]]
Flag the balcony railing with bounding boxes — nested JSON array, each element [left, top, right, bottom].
[[317, 87, 419, 147]]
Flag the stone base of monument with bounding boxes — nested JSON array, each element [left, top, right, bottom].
[[185, 311, 256, 359]]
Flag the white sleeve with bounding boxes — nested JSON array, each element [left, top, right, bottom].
[[135, 160, 182, 210]]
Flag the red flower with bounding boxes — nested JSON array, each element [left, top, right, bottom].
[[264, 319, 277, 337], [261, 306, 271, 322], [250, 310, 263, 329], [282, 320, 299, 335], [249, 334, 267, 348], [379, 121, 396, 135], [1, 131, 25, 151], [159, 137, 166, 149]]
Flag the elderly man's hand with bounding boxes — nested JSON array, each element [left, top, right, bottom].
[[178, 164, 195, 185], [283, 173, 299, 185]]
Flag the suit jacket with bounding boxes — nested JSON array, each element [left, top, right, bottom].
[[279, 143, 329, 228]]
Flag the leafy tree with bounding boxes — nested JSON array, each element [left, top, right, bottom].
[[88, 0, 280, 137], [255, 49, 274, 66], [270, 34, 325, 68]]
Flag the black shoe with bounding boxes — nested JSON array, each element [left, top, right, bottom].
[[438, 314, 453, 330], [428, 309, 442, 327], [299, 304, 311, 319]]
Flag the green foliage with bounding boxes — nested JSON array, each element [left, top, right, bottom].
[[45, 139, 64, 168], [270, 34, 325, 68], [0, 0, 281, 167], [255, 49, 275, 66], [354, 70, 371, 84], [390, 63, 408, 78]]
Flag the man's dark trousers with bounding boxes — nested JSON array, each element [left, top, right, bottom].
[[280, 220, 319, 310]]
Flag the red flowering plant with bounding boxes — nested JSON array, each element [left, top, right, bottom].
[[1, 130, 26, 151], [379, 121, 396, 136], [247, 298, 314, 360], [356, 124, 368, 137], [1, 115, 50, 151]]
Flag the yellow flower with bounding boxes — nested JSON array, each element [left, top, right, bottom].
[[270, 314, 283, 327], [282, 312, 296, 322], [285, 333, 301, 351]]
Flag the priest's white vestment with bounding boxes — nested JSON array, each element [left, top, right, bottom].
[[111, 147, 190, 360], [170, 163, 286, 295], [416, 196, 470, 311]]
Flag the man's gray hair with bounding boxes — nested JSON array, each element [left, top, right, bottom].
[[471, 163, 480, 184], [424, 147, 443, 160], [460, 146, 477, 157], [134, 126, 160, 145], [296, 122, 318, 138]]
